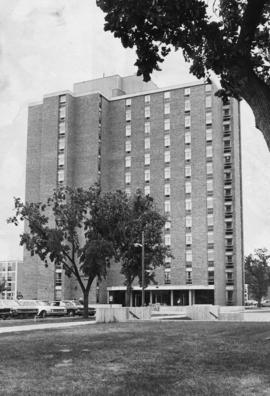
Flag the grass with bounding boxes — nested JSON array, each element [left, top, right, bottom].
[[0, 321, 270, 395]]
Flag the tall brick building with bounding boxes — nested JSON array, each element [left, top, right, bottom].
[[19, 74, 244, 306]]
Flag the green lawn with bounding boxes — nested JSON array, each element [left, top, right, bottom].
[[0, 321, 270, 395]]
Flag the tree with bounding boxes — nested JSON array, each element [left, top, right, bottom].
[[0, 279, 6, 296], [97, 0, 270, 150], [7, 186, 128, 317], [245, 248, 270, 307], [114, 190, 171, 306]]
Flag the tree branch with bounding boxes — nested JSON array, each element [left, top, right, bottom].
[[237, 0, 268, 54]]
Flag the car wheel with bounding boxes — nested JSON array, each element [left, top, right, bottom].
[[40, 311, 46, 319]]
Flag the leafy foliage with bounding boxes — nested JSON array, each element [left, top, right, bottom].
[[7, 186, 125, 316], [97, 0, 270, 148], [115, 190, 172, 305], [0, 278, 6, 295], [245, 248, 270, 306]]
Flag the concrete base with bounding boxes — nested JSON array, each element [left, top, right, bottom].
[[95, 307, 152, 323]]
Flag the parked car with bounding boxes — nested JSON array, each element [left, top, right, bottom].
[[71, 300, 96, 316], [245, 299, 258, 307], [261, 300, 270, 307], [19, 300, 67, 318], [0, 300, 13, 319], [51, 301, 78, 316], [0, 300, 38, 319]]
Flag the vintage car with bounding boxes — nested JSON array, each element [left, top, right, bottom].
[[19, 300, 67, 318], [0, 299, 38, 319], [51, 301, 78, 316]]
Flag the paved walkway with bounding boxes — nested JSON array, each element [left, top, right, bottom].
[[0, 320, 96, 334]]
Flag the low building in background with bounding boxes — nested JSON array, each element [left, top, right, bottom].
[[0, 260, 21, 300], [20, 74, 244, 306]]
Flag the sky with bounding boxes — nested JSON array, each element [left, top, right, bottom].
[[1, 0, 270, 260]]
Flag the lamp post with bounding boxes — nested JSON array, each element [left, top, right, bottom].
[[134, 230, 145, 307]]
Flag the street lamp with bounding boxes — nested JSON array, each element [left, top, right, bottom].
[[134, 230, 145, 307]]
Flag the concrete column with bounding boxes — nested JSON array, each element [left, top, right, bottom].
[[170, 290, 174, 306], [107, 290, 110, 304], [150, 291, 153, 304], [189, 289, 192, 306]]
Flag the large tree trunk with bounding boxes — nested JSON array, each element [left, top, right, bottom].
[[83, 291, 89, 319], [232, 62, 270, 150]]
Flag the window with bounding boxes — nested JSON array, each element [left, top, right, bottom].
[[205, 83, 212, 92], [164, 184, 170, 196], [206, 128, 212, 141], [125, 156, 131, 168], [145, 95, 150, 103], [165, 221, 171, 230], [164, 119, 170, 131], [125, 172, 131, 184], [145, 122, 150, 134], [207, 179, 213, 192], [184, 100, 190, 112], [208, 232, 214, 244], [59, 107, 66, 119], [164, 91, 171, 99], [207, 214, 214, 226], [164, 151, 170, 163], [126, 109, 131, 121], [165, 234, 171, 246], [55, 272, 62, 286], [185, 131, 191, 144], [144, 185, 150, 195], [185, 181, 191, 194], [207, 197, 213, 209], [186, 233, 192, 245], [208, 271, 214, 285], [59, 95, 66, 103], [145, 169, 150, 182], [126, 98, 131, 106], [186, 270, 192, 284], [165, 256, 171, 265], [125, 187, 131, 197], [145, 153, 150, 165], [185, 115, 191, 128], [164, 167, 171, 179], [164, 102, 170, 114], [223, 124, 230, 133], [57, 169, 64, 182], [206, 112, 212, 125], [59, 121, 65, 134], [185, 199, 192, 211], [206, 162, 213, 175], [125, 140, 131, 152], [185, 165, 191, 177], [186, 216, 192, 227], [185, 148, 191, 160], [145, 137, 150, 150], [206, 145, 213, 158], [205, 96, 212, 108], [145, 106, 150, 118], [126, 124, 131, 136], [58, 137, 65, 151], [184, 87, 190, 96], [186, 250, 192, 262], [164, 135, 170, 147], [58, 153, 64, 166], [208, 249, 214, 262], [164, 270, 171, 284], [164, 200, 171, 213]]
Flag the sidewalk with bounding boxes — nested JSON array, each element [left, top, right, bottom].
[[0, 320, 96, 334]]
